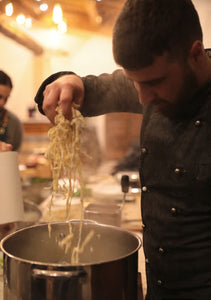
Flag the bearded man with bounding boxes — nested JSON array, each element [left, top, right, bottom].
[[35, 0, 211, 298]]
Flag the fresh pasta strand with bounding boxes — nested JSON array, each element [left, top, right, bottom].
[[46, 105, 85, 204], [45, 105, 88, 263]]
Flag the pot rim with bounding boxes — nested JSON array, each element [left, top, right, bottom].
[[0, 220, 142, 267]]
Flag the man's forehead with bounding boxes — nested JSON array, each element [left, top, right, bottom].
[[123, 52, 178, 81]]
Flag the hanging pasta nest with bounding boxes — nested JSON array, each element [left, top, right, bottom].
[[45, 105, 85, 218], [45, 106, 94, 264]]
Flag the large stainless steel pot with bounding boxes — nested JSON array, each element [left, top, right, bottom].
[[0, 220, 141, 300]]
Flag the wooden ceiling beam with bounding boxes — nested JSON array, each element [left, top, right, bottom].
[[0, 17, 44, 55], [12, 0, 43, 20]]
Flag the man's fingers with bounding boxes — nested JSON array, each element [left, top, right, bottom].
[[42, 74, 84, 123], [43, 85, 60, 123], [59, 87, 75, 120]]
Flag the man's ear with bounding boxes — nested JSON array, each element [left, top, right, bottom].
[[188, 41, 204, 65]]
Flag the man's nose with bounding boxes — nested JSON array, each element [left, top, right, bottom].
[[134, 82, 156, 105]]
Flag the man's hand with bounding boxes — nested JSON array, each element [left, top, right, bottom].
[[0, 142, 12, 152], [42, 74, 85, 124]]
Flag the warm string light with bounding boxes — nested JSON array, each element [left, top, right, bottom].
[[40, 3, 48, 12], [53, 3, 67, 34], [16, 14, 32, 28], [5, 3, 13, 16], [5, 1, 32, 28], [53, 4, 63, 24], [4, 1, 67, 34], [58, 21, 67, 34], [25, 18, 32, 28], [16, 14, 25, 25]]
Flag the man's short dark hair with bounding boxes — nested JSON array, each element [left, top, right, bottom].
[[112, 0, 203, 69], [0, 70, 13, 89]]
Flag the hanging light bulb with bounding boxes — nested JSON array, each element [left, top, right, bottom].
[[5, 3, 13, 16], [25, 18, 32, 28], [53, 4, 63, 24], [16, 14, 25, 25], [58, 21, 67, 34], [40, 3, 48, 12]]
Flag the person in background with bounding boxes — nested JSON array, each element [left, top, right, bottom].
[[0, 70, 23, 152], [34, 0, 211, 299]]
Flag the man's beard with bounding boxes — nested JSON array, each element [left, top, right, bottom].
[[154, 66, 199, 119]]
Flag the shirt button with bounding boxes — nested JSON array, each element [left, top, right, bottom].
[[142, 186, 148, 192], [174, 168, 186, 175], [171, 207, 177, 214], [194, 120, 201, 127], [174, 168, 180, 175], [145, 258, 149, 264], [141, 147, 148, 154], [142, 223, 146, 229], [158, 247, 164, 254], [157, 280, 162, 286]]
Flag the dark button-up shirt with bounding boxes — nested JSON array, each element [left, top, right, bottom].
[[140, 85, 211, 298]]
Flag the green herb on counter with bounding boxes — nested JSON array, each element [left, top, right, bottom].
[[29, 177, 52, 184], [73, 187, 92, 197]]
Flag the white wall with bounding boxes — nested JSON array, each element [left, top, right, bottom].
[[0, 34, 35, 119], [193, 0, 211, 47]]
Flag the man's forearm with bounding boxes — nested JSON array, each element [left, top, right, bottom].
[[34, 69, 142, 117], [81, 69, 142, 116]]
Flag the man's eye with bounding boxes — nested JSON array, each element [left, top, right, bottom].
[[148, 80, 162, 86], [144, 77, 165, 87]]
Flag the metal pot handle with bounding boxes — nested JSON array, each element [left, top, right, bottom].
[[32, 268, 87, 279]]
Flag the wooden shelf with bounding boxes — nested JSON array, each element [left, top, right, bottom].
[[22, 122, 52, 135]]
